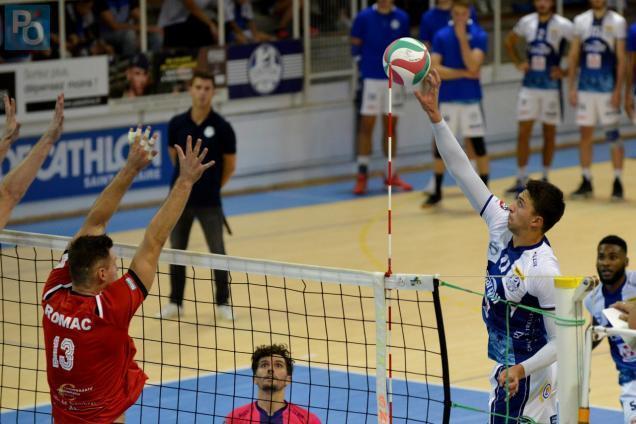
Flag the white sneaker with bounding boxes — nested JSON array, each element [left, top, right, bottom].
[[216, 304, 234, 321], [156, 302, 183, 319]]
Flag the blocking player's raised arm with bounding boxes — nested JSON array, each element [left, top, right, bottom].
[[0, 94, 63, 230], [129, 136, 215, 291], [414, 70, 491, 213], [73, 127, 156, 241]]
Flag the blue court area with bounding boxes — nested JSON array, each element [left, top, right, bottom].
[[1, 366, 623, 423]]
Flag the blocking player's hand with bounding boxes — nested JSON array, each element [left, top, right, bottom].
[[414, 69, 443, 123], [174, 135, 215, 184], [2, 94, 20, 145], [568, 88, 578, 107], [127, 125, 158, 172], [497, 364, 525, 398], [42, 93, 64, 143]]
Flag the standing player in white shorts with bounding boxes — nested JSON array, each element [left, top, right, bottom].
[[585, 235, 636, 424], [567, 0, 626, 200], [350, 0, 412, 195], [416, 69, 566, 423], [504, 0, 573, 195], [422, 0, 490, 207]]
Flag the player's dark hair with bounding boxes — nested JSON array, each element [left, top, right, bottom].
[[525, 179, 565, 233], [599, 235, 628, 254], [190, 69, 215, 87], [251, 344, 294, 376], [68, 235, 114, 285]]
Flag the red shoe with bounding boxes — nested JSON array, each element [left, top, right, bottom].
[[353, 173, 368, 195], [385, 174, 413, 192]]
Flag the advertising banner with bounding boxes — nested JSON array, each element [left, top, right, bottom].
[[1, 123, 172, 204]]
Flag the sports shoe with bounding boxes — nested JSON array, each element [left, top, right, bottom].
[[385, 174, 413, 192], [611, 178, 624, 201], [505, 179, 525, 196], [156, 302, 183, 319], [571, 177, 593, 199], [421, 193, 442, 208], [216, 304, 234, 321], [353, 173, 368, 195]]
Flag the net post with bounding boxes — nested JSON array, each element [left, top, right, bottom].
[[554, 277, 586, 424], [432, 278, 451, 424]]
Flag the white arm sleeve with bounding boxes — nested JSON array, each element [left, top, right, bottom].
[[432, 119, 492, 213], [520, 316, 556, 375]]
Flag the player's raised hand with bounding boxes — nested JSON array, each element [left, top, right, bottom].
[[127, 125, 158, 172], [174, 136, 215, 184], [42, 93, 64, 142], [414, 69, 443, 123], [2, 94, 20, 144]]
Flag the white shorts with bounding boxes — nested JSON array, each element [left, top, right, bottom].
[[440, 102, 486, 138], [576, 91, 620, 127], [621, 380, 636, 424], [517, 87, 561, 125], [488, 363, 557, 424], [360, 78, 405, 116]]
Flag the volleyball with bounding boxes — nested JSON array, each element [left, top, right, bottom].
[[382, 37, 431, 88]]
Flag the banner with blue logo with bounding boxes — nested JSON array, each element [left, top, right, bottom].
[[1, 124, 173, 204], [227, 39, 303, 99]]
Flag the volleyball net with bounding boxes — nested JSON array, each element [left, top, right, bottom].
[[0, 229, 451, 423]]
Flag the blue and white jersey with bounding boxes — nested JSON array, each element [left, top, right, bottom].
[[513, 13, 573, 90], [432, 21, 488, 103], [351, 5, 410, 80], [574, 10, 626, 93], [584, 271, 636, 385], [480, 195, 560, 365]]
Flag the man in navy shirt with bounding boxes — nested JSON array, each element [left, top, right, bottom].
[[423, 0, 490, 207], [350, 0, 412, 195], [157, 70, 237, 321]]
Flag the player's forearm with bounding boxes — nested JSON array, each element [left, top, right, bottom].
[[436, 65, 467, 80], [221, 167, 234, 188], [0, 134, 56, 206], [83, 165, 139, 231], [520, 316, 557, 375], [458, 38, 480, 73], [625, 54, 634, 97], [615, 56, 626, 97], [431, 119, 490, 212], [567, 52, 579, 91], [144, 178, 193, 249], [504, 33, 521, 65], [0, 136, 12, 164]]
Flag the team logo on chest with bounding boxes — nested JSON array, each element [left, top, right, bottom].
[[390, 19, 400, 30], [204, 126, 215, 138]]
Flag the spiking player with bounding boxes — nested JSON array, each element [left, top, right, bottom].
[[42, 131, 213, 423], [225, 344, 321, 423], [585, 235, 636, 424], [416, 69, 566, 423], [567, 0, 626, 200], [504, 0, 573, 194]]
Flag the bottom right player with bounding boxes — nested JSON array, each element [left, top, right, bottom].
[[585, 234, 636, 424]]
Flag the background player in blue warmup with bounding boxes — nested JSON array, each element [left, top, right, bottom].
[[585, 235, 636, 424], [422, 0, 490, 208], [504, 0, 573, 195], [624, 22, 636, 124], [419, 0, 478, 196], [350, 0, 412, 195], [416, 69, 565, 423], [568, 0, 626, 200]]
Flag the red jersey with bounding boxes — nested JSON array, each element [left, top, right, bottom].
[[226, 401, 322, 424], [42, 252, 148, 424]]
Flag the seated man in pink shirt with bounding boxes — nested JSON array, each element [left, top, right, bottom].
[[226, 344, 321, 423]]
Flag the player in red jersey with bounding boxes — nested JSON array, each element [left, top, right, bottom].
[[42, 130, 214, 424], [226, 344, 322, 424]]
